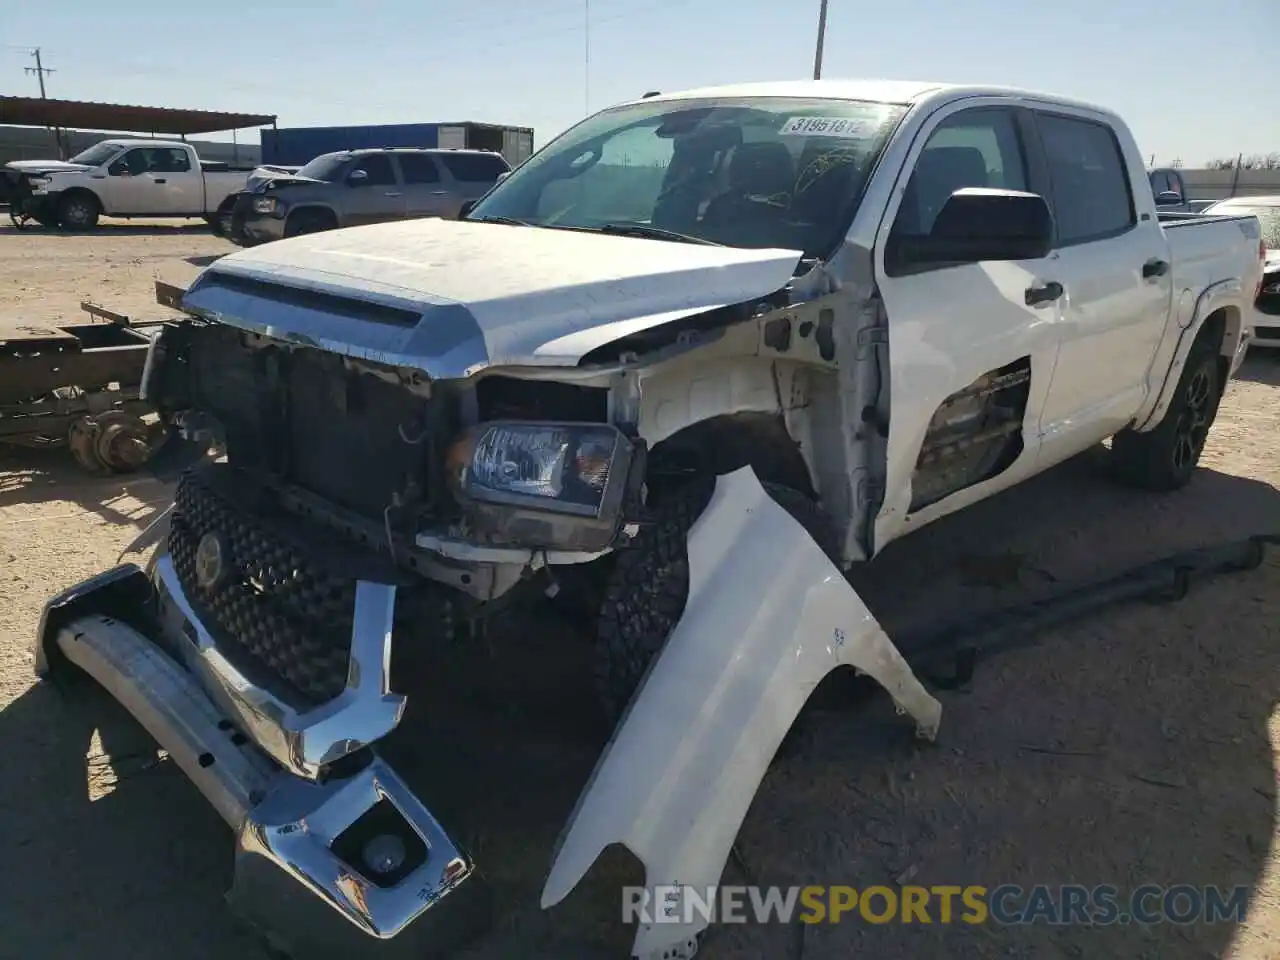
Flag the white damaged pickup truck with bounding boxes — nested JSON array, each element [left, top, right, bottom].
[[34, 80, 1265, 960]]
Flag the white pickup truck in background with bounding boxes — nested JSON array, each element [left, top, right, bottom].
[[35, 80, 1267, 960], [3, 139, 261, 230]]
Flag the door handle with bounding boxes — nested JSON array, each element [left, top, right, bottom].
[[384, 191, 402, 197], [431, 190, 448, 196], [153, 178, 167, 184], [1024, 281, 1064, 307], [1142, 258, 1170, 279]]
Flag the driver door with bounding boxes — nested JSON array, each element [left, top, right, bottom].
[[103, 148, 161, 214], [338, 153, 406, 225], [872, 103, 1062, 549]]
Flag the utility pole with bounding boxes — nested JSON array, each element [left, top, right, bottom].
[[24, 48, 65, 159], [812, 0, 829, 80], [24, 47, 54, 98]]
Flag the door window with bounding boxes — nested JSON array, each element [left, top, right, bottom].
[[398, 153, 441, 184], [153, 148, 191, 172], [887, 107, 1028, 267], [108, 147, 192, 176], [1035, 114, 1135, 245], [348, 154, 397, 187]]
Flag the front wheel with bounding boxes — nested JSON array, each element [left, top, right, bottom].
[[284, 209, 336, 238], [1111, 334, 1222, 491], [57, 192, 101, 231], [593, 480, 837, 725]]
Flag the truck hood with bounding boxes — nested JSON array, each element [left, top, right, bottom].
[[4, 160, 93, 176], [181, 218, 805, 376], [248, 170, 324, 193]]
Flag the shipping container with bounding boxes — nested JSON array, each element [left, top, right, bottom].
[[260, 121, 534, 168]]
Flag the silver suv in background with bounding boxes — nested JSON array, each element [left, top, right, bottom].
[[224, 147, 510, 245]]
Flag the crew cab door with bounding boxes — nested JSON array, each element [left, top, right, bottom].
[[1029, 110, 1173, 450], [873, 101, 1062, 550], [104, 146, 199, 215], [396, 152, 453, 219], [338, 153, 405, 225]]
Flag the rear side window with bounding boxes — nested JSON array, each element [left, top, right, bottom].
[[398, 153, 441, 184], [438, 152, 510, 182], [1036, 114, 1135, 245]]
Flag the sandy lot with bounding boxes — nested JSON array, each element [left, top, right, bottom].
[[0, 221, 1275, 960]]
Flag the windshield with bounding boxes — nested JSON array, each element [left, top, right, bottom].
[[467, 96, 908, 257], [1208, 204, 1280, 250], [295, 152, 351, 181], [69, 142, 123, 166]]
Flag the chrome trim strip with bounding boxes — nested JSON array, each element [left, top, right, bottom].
[[153, 552, 405, 779]]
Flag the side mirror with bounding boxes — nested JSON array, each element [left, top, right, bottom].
[[495, 171, 510, 183], [458, 199, 477, 219], [1155, 190, 1184, 206], [347, 168, 369, 185], [108, 161, 129, 177], [898, 188, 1054, 267]]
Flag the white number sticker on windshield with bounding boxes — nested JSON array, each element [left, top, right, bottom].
[[779, 116, 877, 138]]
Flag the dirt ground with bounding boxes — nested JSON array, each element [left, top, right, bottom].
[[0, 221, 1275, 960]]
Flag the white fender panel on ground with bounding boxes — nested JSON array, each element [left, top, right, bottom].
[[540, 466, 942, 958]]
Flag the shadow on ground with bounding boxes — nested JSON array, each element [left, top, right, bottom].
[[0, 445, 171, 529], [1237, 348, 1280, 386], [1, 221, 213, 237], [0, 452, 1275, 960], [186, 254, 225, 268]]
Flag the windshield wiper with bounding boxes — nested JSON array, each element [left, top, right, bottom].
[[598, 223, 723, 246], [471, 215, 533, 226]]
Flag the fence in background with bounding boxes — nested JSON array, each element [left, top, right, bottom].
[[1176, 168, 1280, 201]]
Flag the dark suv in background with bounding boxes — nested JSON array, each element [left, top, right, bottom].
[[224, 147, 510, 245]]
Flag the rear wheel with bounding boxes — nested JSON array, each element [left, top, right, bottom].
[[57, 192, 100, 231], [1111, 332, 1223, 491]]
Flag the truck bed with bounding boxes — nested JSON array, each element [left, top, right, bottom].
[[1162, 210, 1263, 300]]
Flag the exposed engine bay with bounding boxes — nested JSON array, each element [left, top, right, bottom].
[[144, 319, 642, 583]]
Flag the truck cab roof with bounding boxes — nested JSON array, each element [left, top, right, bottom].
[[628, 78, 1117, 120]]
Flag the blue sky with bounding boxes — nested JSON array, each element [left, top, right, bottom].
[[4, 0, 1276, 164]]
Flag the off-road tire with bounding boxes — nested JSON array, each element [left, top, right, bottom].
[[57, 192, 101, 231], [284, 209, 336, 238], [1111, 332, 1223, 491], [594, 479, 839, 725]]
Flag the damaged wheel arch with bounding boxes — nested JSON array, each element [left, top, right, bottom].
[[543, 466, 941, 958]]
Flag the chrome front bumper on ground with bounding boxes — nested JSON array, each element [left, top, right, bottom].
[[34, 563, 493, 960]]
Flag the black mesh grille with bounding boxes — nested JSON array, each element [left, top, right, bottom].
[[169, 467, 357, 707]]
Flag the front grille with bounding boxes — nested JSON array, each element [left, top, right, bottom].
[[169, 466, 358, 707]]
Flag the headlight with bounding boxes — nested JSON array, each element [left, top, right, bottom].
[[1263, 281, 1280, 296], [448, 422, 637, 551], [252, 196, 279, 215]]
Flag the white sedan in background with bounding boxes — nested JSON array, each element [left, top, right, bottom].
[[1203, 195, 1280, 346]]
